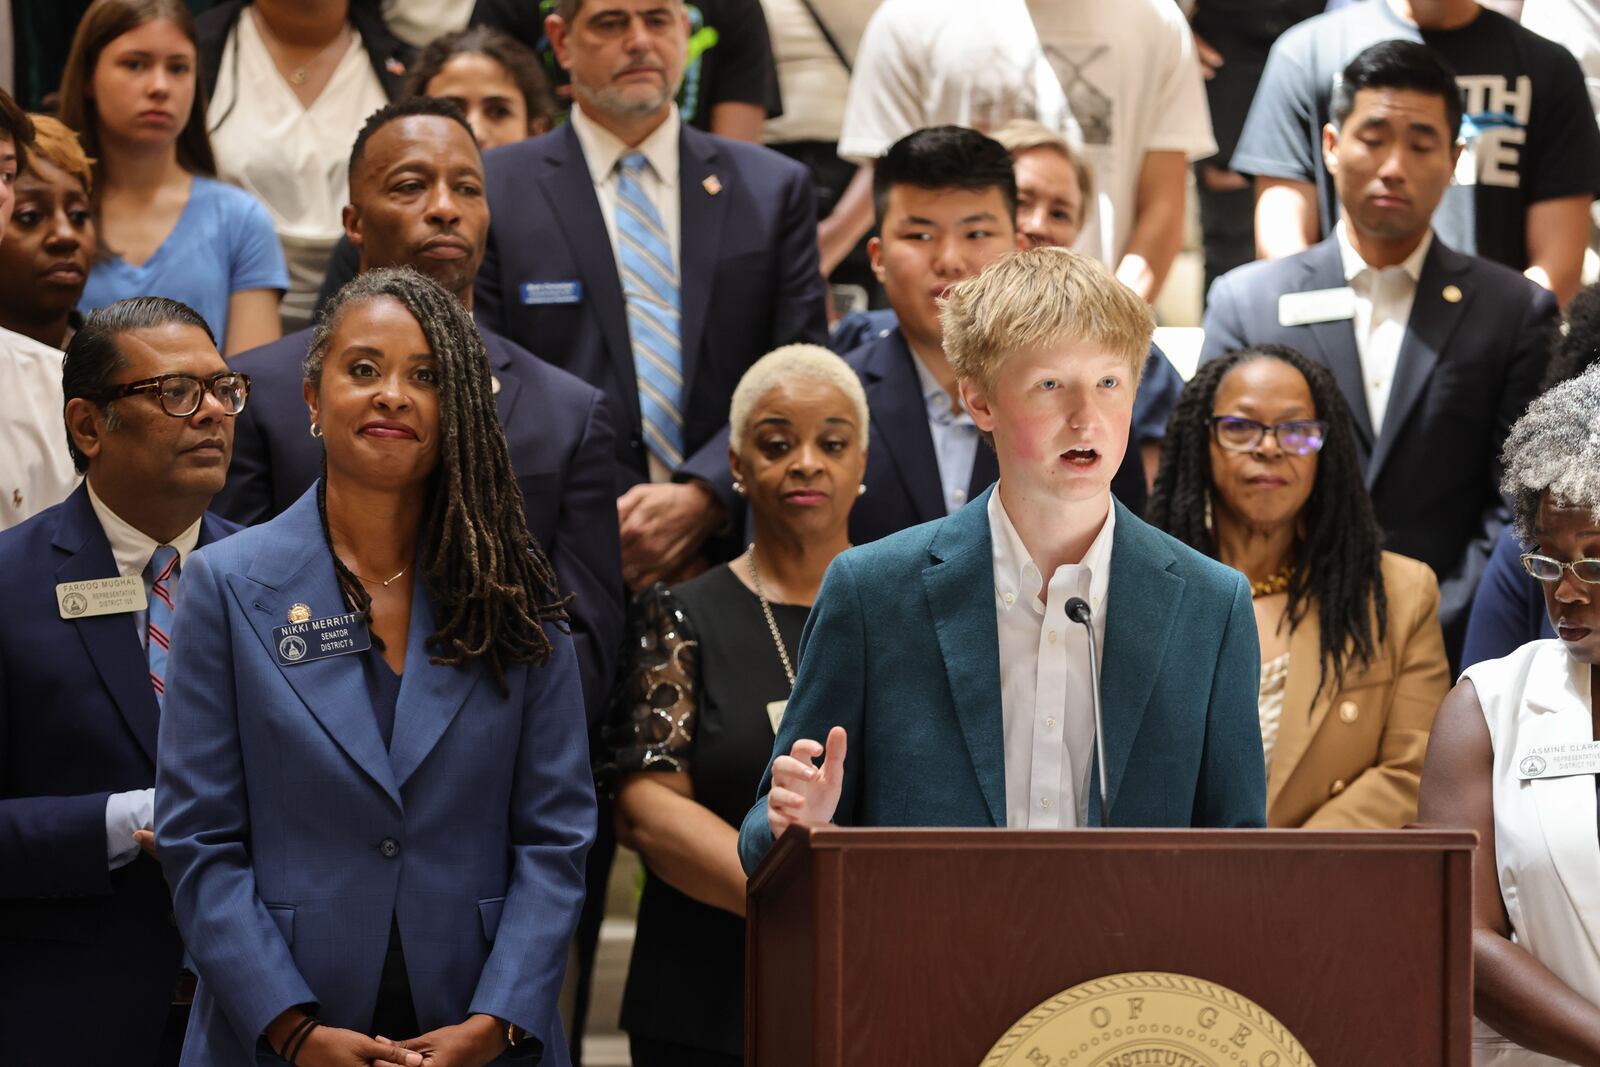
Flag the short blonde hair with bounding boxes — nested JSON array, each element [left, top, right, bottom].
[[941, 246, 1152, 392], [990, 118, 1093, 223], [729, 344, 870, 449], [26, 115, 93, 196]]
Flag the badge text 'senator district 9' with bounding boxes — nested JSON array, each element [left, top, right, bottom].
[[56, 575, 148, 619], [273, 612, 372, 667], [982, 971, 1314, 1067]]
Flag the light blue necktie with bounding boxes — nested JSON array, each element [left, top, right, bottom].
[[616, 151, 685, 468], [145, 546, 178, 705]]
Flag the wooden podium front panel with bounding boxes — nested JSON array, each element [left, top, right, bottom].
[[748, 829, 1473, 1067]]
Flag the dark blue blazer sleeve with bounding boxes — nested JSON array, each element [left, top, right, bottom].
[[768, 158, 829, 350], [1462, 526, 1554, 669], [1199, 271, 1250, 364], [555, 390, 626, 731]]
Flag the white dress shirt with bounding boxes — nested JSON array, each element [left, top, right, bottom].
[[989, 488, 1114, 828], [86, 480, 202, 871], [0, 326, 79, 532], [910, 346, 980, 514], [568, 102, 684, 483], [1336, 221, 1432, 433]]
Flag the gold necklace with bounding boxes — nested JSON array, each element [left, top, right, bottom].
[[746, 546, 795, 689], [350, 563, 409, 588], [1251, 564, 1293, 599], [253, 9, 350, 87]]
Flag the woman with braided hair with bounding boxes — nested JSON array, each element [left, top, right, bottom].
[[155, 267, 593, 1067], [1148, 343, 1448, 827]]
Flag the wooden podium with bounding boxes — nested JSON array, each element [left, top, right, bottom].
[[746, 828, 1475, 1065]]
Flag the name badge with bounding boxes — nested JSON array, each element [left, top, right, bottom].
[[1278, 286, 1357, 327], [56, 576, 147, 619], [272, 612, 372, 667], [766, 699, 787, 735], [521, 281, 583, 306], [1517, 741, 1600, 780]]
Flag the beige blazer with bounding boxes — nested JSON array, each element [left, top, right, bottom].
[[1267, 552, 1451, 828]]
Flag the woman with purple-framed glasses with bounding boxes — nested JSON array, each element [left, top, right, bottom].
[[1148, 342, 1449, 828]]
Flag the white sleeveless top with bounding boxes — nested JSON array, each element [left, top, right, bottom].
[[1464, 640, 1600, 1066]]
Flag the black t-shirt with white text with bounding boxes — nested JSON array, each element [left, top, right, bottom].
[[1232, 1, 1600, 270]]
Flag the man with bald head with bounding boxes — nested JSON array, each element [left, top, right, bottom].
[[216, 97, 624, 730]]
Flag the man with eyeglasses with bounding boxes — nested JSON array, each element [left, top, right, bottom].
[[1199, 40, 1558, 664], [0, 296, 242, 1066]]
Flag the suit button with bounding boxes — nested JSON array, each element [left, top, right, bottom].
[[628, 434, 643, 451], [1330, 779, 1347, 797], [380, 837, 400, 858], [1338, 700, 1359, 724]]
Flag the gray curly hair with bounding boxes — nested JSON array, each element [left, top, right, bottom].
[[1502, 363, 1600, 543]]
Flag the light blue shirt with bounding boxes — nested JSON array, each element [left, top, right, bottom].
[[911, 348, 981, 515]]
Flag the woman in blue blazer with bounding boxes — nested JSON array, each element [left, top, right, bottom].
[[156, 268, 595, 1066]]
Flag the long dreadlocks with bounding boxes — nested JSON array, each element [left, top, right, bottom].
[[305, 267, 568, 694], [1147, 344, 1386, 700]]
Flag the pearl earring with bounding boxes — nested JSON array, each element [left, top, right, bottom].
[[733, 480, 746, 496], [857, 483, 867, 496]]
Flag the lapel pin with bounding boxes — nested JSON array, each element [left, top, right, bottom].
[[1442, 284, 1462, 303], [702, 174, 723, 196], [288, 603, 312, 624], [385, 57, 407, 77], [491, 375, 502, 395]]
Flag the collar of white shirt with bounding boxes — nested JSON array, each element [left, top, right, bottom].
[[85, 478, 202, 580], [908, 345, 972, 428], [1335, 219, 1432, 289], [988, 485, 1116, 618], [568, 101, 682, 189]]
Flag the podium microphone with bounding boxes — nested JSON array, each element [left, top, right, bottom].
[[1064, 596, 1110, 826]]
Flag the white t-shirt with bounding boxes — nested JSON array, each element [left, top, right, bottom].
[[0, 327, 79, 531], [838, 0, 1216, 266], [381, 0, 474, 49], [1522, 0, 1600, 125], [758, 0, 882, 144], [207, 12, 389, 331]]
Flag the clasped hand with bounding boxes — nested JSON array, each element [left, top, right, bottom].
[[767, 726, 847, 838]]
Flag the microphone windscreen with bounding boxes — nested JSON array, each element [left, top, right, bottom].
[[1064, 596, 1092, 624]]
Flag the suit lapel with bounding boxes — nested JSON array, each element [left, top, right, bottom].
[[1266, 609, 1325, 815], [479, 327, 524, 429], [52, 488, 161, 767], [677, 128, 728, 396], [863, 333, 946, 523], [388, 584, 478, 790], [920, 488, 1005, 826], [1367, 243, 1467, 484], [235, 491, 399, 810], [1296, 241, 1375, 453], [538, 126, 638, 432], [1096, 502, 1184, 821]]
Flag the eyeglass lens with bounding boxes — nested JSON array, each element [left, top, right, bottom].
[[1213, 417, 1325, 455], [158, 375, 248, 417], [1522, 554, 1600, 584]]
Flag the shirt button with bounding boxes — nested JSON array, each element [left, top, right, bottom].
[[379, 837, 400, 858], [954, 489, 966, 502], [1047, 630, 1058, 643], [1040, 796, 1051, 809], [1003, 592, 1015, 605], [1045, 716, 1056, 728]]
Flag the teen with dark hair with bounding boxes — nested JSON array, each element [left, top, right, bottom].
[[1149, 344, 1448, 827], [157, 267, 594, 1066], [1203, 39, 1558, 666], [59, 0, 288, 356], [407, 26, 555, 149], [0, 295, 243, 1065]]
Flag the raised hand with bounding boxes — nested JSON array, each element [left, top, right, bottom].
[[768, 726, 847, 838]]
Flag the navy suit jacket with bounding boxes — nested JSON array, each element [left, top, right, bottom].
[[0, 485, 235, 1061], [474, 121, 828, 487], [736, 488, 1266, 872], [156, 489, 595, 1066], [214, 323, 624, 730], [1462, 525, 1554, 668], [1201, 235, 1556, 657]]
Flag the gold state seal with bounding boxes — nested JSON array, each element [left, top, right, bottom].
[[981, 971, 1314, 1067]]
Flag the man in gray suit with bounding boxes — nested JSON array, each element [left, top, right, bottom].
[[1202, 40, 1557, 661]]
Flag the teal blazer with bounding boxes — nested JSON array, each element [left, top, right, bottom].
[[737, 487, 1266, 871]]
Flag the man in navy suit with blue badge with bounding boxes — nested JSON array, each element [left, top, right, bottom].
[[216, 97, 623, 732], [1201, 40, 1558, 662], [474, 0, 828, 592], [738, 248, 1266, 872], [0, 297, 242, 1065]]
